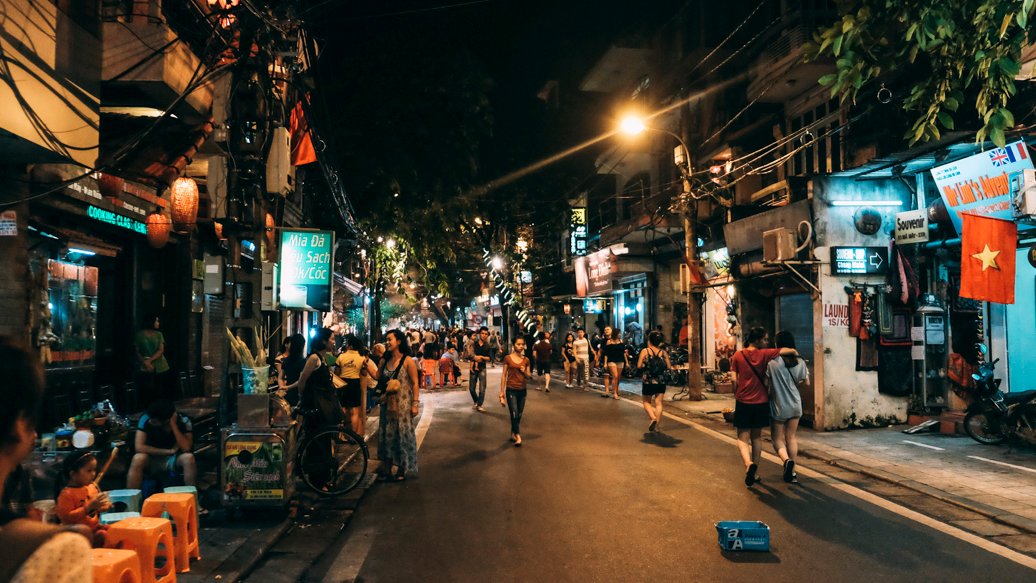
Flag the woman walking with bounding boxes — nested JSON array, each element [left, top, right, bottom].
[[298, 329, 340, 426], [601, 328, 629, 400], [375, 330, 419, 481], [637, 331, 671, 431], [499, 337, 532, 447], [767, 331, 808, 483], [336, 335, 378, 436], [562, 332, 577, 388], [275, 334, 307, 406]]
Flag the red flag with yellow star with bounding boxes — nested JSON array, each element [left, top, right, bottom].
[[961, 213, 1017, 304]]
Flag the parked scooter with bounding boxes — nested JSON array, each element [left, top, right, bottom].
[[963, 344, 1036, 446]]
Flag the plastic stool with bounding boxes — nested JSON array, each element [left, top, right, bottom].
[[106, 489, 143, 513], [92, 548, 142, 583], [162, 486, 199, 523], [105, 517, 176, 583], [141, 493, 199, 572], [101, 511, 141, 525]]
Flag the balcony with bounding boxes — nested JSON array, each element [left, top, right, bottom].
[[0, 0, 100, 167], [101, 3, 212, 121], [747, 7, 837, 103]]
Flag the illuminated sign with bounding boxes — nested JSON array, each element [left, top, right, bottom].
[[570, 207, 587, 257], [86, 205, 146, 234], [279, 229, 333, 311], [931, 140, 1034, 233], [831, 246, 888, 276]]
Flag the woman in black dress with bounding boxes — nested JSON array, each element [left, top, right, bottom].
[[297, 328, 338, 425], [601, 328, 629, 400], [562, 332, 577, 388]]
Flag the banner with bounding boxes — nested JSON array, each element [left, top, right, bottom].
[[279, 229, 333, 311], [931, 140, 1033, 234]]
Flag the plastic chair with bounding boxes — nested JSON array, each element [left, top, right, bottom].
[[162, 486, 200, 523], [100, 511, 142, 525], [105, 516, 176, 583], [92, 548, 142, 583], [107, 489, 143, 513], [141, 493, 199, 572]]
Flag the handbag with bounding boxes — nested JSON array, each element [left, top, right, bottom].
[[378, 357, 407, 416]]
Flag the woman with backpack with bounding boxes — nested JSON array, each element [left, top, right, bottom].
[[637, 331, 671, 431], [767, 331, 809, 484]]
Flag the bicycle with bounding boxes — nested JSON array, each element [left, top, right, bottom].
[[293, 407, 369, 496]]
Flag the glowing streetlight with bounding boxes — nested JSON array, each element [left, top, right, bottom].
[[386, 238, 396, 249], [619, 115, 647, 136], [491, 256, 504, 270]]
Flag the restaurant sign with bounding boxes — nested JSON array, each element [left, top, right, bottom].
[[87, 205, 147, 235], [279, 229, 333, 311], [575, 248, 616, 297], [931, 140, 1033, 234]]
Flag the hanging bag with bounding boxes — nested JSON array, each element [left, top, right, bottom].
[[379, 357, 407, 417]]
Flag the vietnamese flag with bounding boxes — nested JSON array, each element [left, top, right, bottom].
[[960, 213, 1017, 304]]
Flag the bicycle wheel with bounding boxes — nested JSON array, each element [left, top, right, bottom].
[[298, 427, 369, 495]]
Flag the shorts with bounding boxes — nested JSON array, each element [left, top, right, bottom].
[[536, 361, 551, 375], [642, 382, 666, 396], [733, 401, 771, 429], [144, 454, 179, 478], [338, 378, 363, 408]]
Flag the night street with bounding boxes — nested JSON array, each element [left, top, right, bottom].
[[302, 367, 1036, 582]]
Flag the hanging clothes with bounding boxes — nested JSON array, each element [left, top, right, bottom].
[[848, 290, 863, 338]]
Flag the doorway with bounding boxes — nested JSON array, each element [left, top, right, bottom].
[[777, 293, 815, 425]]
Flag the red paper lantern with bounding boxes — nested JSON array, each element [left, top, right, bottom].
[[170, 177, 199, 232], [146, 211, 171, 248], [97, 173, 124, 198]]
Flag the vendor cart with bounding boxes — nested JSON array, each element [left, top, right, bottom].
[[220, 395, 298, 509]]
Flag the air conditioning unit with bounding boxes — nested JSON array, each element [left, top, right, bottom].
[[1014, 168, 1036, 219], [763, 227, 797, 262]]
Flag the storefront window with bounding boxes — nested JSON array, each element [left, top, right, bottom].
[[39, 260, 98, 367]]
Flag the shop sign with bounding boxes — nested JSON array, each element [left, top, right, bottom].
[[831, 246, 889, 276], [86, 205, 146, 234], [931, 140, 1034, 234], [223, 438, 285, 502], [0, 210, 16, 236], [570, 207, 587, 257], [894, 210, 929, 244], [279, 229, 333, 311], [584, 299, 607, 314], [823, 302, 849, 327]]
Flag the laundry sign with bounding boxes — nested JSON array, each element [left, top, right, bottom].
[[823, 302, 849, 327], [894, 210, 929, 244]]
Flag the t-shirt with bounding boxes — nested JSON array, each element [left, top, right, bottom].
[[573, 337, 591, 360], [335, 351, 366, 379], [533, 340, 552, 362], [56, 483, 102, 531], [730, 348, 782, 404], [134, 330, 170, 373], [768, 356, 809, 421], [504, 355, 530, 389], [137, 413, 192, 451], [471, 339, 491, 371], [603, 342, 627, 363]]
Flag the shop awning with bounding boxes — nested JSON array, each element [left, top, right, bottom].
[[333, 273, 365, 295], [29, 218, 122, 257]]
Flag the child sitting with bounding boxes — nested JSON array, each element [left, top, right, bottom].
[[56, 450, 111, 547], [439, 352, 455, 387]]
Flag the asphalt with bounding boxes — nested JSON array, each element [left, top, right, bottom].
[[180, 366, 1036, 581]]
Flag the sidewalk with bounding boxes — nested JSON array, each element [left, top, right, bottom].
[[586, 374, 1036, 537]]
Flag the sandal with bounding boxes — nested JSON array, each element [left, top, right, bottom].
[[393, 473, 407, 482]]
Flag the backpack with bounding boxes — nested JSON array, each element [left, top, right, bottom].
[[644, 348, 667, 381]]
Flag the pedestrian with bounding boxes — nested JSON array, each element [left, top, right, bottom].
[[374, 330, 420, 482], [499, 337, 532, 447], [768, 331, 808, 484], [469, 327, 492, 411], [637, 331, 671, 431], [601, 328, 629, 400], [489, 329, 502, 366], [532, 331, 553, 392], [562, 332, 577, 388], [135, 312, 173, 404], [421, 342, 439, 389], [730, 326, 797, 487], [275, 334, 307, 406], [573, 328, 594, 390], [298, 328, 341, 427], [0, 336, 92, 583], [335, 335, 378, 436], [438, 343, 459, 387], [365, 343, 386, 415]]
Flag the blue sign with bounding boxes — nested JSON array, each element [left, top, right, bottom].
[[279, 229, 333, 311], [931, 140, 1034, 234]]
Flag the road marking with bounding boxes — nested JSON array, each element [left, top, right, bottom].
[[650, 406, 1036, 571], [415, 399, 435, 450], [968, 456, 1036, 475], [902, 440, 945, 451]]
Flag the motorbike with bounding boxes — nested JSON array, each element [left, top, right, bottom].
[[962, 344, 1036, 446]]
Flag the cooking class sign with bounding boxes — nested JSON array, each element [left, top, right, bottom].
[[931, 140, 1034, 234], [279, 229, 333, 311]]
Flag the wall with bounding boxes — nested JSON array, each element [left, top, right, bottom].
[[812, 176, 913, 429], [0, 198, 30, 340]]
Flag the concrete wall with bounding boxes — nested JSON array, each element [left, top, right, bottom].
[[812, 176, 913, 429]]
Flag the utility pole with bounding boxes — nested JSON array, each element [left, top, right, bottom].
[[681, 174, 704, 401]]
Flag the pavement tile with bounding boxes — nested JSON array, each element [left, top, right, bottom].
[[992, 534, 1036, 554]]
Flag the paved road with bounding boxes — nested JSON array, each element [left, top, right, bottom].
[[312, 369, 1036, 582]]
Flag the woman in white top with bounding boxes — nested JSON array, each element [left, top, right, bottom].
[[766, 331, 809, 484]]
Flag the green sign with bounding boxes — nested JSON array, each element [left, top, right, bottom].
[[87, 205, 146, 234], [279, 229, 333, 311]]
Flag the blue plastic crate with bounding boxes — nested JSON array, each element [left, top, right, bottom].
[[715, 521, 770, 551]]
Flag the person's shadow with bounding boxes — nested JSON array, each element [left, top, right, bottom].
[[641, 431, 683, 448]]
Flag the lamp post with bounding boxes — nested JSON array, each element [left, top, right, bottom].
[[619, 116, 704, 401]]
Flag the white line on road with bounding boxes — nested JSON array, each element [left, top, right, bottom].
[[968, 455, 1036, 475], [902, 440, 945, 451]]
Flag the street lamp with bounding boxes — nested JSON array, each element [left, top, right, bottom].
[[616, 114, 703, 401]]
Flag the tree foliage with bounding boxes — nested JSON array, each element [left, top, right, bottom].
[[805, 0, 1036, 147]]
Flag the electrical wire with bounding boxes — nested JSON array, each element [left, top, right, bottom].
[[684, 0, 769, 79]]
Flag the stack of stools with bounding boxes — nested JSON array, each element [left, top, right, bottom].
[[161, 486, 200, 523], [141, 493, 200, 573], [106, 489, 143, 513], [91, 548, 142, 583], [105, 517, 176, 583]]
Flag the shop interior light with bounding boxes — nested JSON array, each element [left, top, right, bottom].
[[830, 200, 903, 207], [67, 248, 96, 256]]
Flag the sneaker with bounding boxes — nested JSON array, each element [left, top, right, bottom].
[[745, 463, 758, 487], [783, 460, 796, 483], [648, 419, 658, 432], [472, 404, 478, 410], [545, 387, 551, 393], [599, 393, 609, 398], [565, 384, 572, 389], [477, 405, 486, 412]]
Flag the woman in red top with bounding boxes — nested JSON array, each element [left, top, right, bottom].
[[499, 337, 532, 447], [730, 327, 796, 487]]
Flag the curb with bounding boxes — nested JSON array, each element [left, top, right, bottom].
[[220, 517, 294, 582]]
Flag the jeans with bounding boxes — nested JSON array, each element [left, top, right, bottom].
[[577, 359, 590, 385], [506, 389, 526, 434], [469, 368, 487, 405]]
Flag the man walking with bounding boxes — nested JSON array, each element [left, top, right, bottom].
[[469, 327, 492, 411], [573, 328, 594, 390], [533, 331, 553, 392], [730, 326, 797, 487]]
